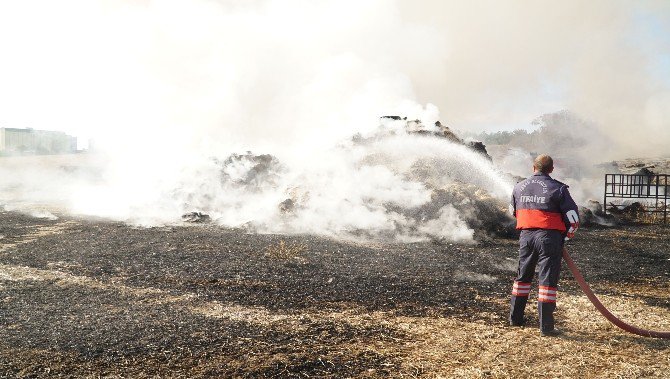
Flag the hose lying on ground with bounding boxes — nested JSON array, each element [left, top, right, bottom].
[[562, 247, 670, 339]]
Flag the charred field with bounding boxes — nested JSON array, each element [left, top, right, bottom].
[[0, 211, 669, 378]]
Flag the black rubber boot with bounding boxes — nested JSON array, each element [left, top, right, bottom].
[[509, 295, 528, 326], [538, 301, 556, 333]]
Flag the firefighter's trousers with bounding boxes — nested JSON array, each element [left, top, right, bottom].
[[509, 229, 564, 332]]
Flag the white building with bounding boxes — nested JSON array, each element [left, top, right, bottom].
[[0, 128, 77, 155]]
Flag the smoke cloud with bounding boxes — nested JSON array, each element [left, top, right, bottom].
[[397, 0, 670, 158], [0, 0, 668, 240]]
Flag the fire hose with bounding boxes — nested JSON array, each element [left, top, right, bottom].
[[562, 247, 670, 339]]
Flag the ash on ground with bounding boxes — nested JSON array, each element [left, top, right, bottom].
[[1, 211, 668, 377]]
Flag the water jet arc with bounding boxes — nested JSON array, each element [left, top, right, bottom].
[[563, 247, 670, 339]]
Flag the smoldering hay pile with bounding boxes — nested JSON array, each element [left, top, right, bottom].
[[175, 118, 516, 242]]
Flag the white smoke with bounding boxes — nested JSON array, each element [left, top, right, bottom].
[[0, 0, 668, 239], [67, 123, 512, 242]]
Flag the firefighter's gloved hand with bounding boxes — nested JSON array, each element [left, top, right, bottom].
[[565, 227, 578, 241], [565, 210, 579, 241]]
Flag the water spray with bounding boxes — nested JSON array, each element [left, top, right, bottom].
[[563, 246, 670, 339]]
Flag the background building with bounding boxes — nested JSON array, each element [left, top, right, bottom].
[[0, 128, 77, 155]]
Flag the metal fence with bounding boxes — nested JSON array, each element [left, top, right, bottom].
[[604, 174, 669, 223]]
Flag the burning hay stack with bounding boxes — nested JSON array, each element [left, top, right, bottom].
[[373, 116, 492, 160], [179, 117, 514, 242]]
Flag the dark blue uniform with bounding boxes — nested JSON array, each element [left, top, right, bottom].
[[509, 172, 579, 332]]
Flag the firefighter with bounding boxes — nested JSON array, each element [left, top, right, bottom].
[[508, 154, 579, 336]]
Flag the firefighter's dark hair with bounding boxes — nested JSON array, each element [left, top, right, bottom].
[[534, 154, 554, 173]]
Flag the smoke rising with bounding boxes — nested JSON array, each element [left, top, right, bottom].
[[0, 1, 668, 240], [397, 1, 670, 158]]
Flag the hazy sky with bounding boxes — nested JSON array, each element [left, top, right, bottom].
[[0, 0, 668, 155]]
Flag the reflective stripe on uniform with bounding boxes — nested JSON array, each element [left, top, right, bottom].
[[512, 281, 531, 296], [566, 209, 580, 236], [538, 285, 557, 303], [566, 210, 579, 224]]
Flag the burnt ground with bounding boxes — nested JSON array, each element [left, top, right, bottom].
[[0, 211, 669, 378]]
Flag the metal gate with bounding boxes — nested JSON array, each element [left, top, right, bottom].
[[604, 174, 669, 223]]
